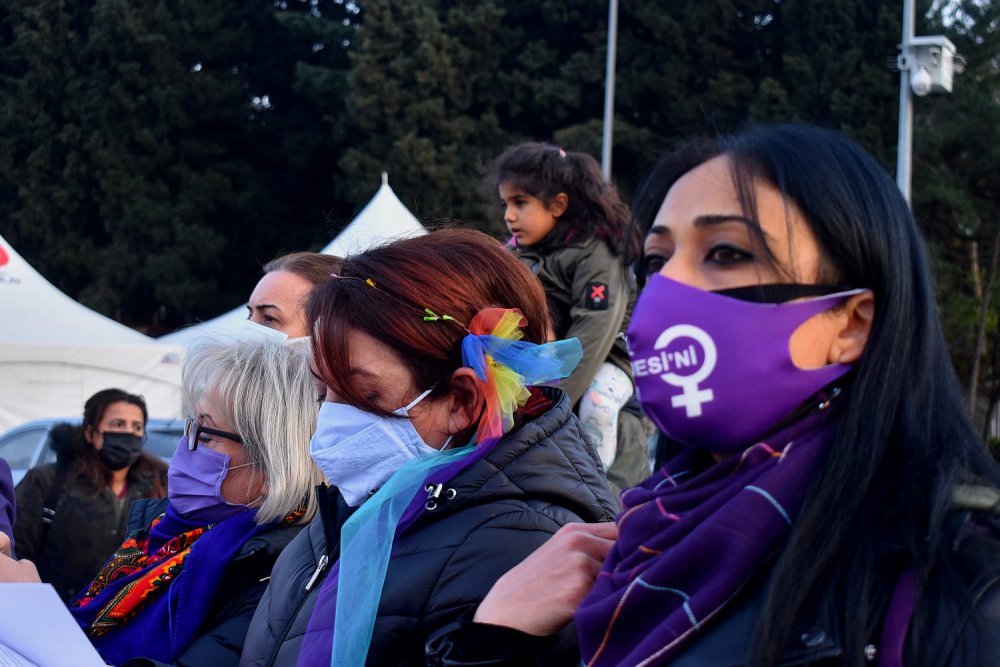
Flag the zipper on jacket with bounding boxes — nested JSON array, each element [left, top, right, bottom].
[[266, 578, 315, 667], [304, 553, 329, 592], [424, 483, 457, 511]]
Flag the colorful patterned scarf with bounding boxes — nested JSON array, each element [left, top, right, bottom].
[[70, 503, 301, 665], [73, 514, 208, 635], [575, 408, 837, 666]]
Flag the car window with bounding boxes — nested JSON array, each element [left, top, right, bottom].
[[145, 428, 181, 462], [0, 428, 47, 469]]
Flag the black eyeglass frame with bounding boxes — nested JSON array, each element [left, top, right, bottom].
[[184, 417, 244, 450]]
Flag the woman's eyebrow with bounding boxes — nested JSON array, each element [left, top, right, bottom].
[[693, 214, 754, 228], [694, 214, 777, 245], [650, 214, 764, 235], [251, 303, 282, 312]]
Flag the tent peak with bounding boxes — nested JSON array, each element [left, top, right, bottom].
[[381, 171, 389, 186]]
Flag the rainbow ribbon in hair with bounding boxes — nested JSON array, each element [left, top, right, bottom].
[[462, 308, 582, 445], [325, 308, 582, 667]]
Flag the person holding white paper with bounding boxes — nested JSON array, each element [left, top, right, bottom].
[[61, 333, 324, 666]]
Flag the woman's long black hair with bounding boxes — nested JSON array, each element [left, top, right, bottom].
[[626, 124, 1000, 664]]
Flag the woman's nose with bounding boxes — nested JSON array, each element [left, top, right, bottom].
[[657, 255, 703, 290]]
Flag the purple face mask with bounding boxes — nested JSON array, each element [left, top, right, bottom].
[[167, 436, 258, 524], [627, 274, 865, 453]]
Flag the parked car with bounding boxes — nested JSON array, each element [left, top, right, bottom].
[[0, 418, 183, 486]]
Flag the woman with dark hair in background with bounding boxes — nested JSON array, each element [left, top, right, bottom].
[[14, 389, 167, 601], [247, 252, 343, 338], [240, 228, 617, 666], [429, 125, 1000, 665]]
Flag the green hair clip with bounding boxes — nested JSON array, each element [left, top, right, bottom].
[[423, 308, 456, 323]]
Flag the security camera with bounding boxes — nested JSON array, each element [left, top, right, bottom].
[[911, 67, 933, 96]]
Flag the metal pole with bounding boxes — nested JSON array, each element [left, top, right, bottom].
[[896, 0, 915, 204], [601, 0, 618, 181]]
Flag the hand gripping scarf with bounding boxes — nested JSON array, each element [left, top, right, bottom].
[[575, 406, 838, 666], [299, 308, 582, 667]]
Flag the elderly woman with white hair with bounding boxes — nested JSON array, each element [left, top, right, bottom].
[[63, 333, 325, 667]]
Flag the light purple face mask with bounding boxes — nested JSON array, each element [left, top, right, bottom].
[[167, 436, 257, 524], [627, 274, 865, 454]]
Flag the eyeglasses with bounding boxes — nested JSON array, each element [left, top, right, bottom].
[[184, 417, 244, 450]]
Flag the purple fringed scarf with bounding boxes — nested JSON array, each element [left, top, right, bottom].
[[70, 504, 266, 666], [575, 409, 837, 666]]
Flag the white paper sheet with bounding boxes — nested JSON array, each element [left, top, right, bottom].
[[0, 584, 104, 666]]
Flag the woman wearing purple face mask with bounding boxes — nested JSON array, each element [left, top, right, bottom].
[[68, 333, 324, 667], [429, 125, 1000, 667]]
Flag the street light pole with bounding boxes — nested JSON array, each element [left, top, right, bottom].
[[896, 0, 915, 204], [601, 0, 618, 181]]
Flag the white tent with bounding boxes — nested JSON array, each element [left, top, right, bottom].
[[160, 178, 426, 345], [0, 235, 184, 431]]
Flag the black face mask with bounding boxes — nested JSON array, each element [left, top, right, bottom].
[[713, 283, 849, 304], [98, 432, 145, 470]]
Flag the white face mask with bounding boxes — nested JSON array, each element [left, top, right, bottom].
[[309, 388, 440, 506]]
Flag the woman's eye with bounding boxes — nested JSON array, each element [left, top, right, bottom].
[[263, 315, 279, 325], [638, 253, 669, 279], [707, 245, 753, 265]]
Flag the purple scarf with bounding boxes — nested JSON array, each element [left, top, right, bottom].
[[575, 409, 836, 666], [70, 504, 265, 666]]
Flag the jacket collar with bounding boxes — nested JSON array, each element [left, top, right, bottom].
[[412, 387, 618, 525]]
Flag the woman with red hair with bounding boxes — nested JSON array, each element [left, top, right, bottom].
[[240, 228, 617, 666]]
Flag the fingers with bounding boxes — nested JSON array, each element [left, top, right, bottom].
[[0, 532, 10, 558], [472, 521, 620, 635], [0, 553, 41, 583], [548, 522, 618, 562]]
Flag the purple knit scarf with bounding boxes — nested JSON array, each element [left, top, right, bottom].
[[575, 408, 836, 666]]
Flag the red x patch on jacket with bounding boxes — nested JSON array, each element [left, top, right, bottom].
[[585, 281, 609, 310]]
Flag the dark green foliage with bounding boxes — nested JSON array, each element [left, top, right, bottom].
[[0, 0, 356, 331], [0, 0, 998, 426], [911, 0, 1000, 432]]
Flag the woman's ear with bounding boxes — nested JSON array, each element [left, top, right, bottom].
[[83, 425, 98, 448], [446, 368, 485, 435], [549, 193, 569, 219], [828, 290, 875, 365]]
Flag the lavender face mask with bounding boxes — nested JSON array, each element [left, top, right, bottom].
[[627, 275, 865, 453], [167, 436, 257, 524]]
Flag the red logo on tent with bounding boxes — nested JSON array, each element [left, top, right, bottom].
[[0, 245, 8, 267]]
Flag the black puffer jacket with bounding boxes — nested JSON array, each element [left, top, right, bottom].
[[239, 388, 618, 667], [14, 460, 167, 601]]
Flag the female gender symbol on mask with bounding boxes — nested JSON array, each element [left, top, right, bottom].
[[653, 324, 717, 417]]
